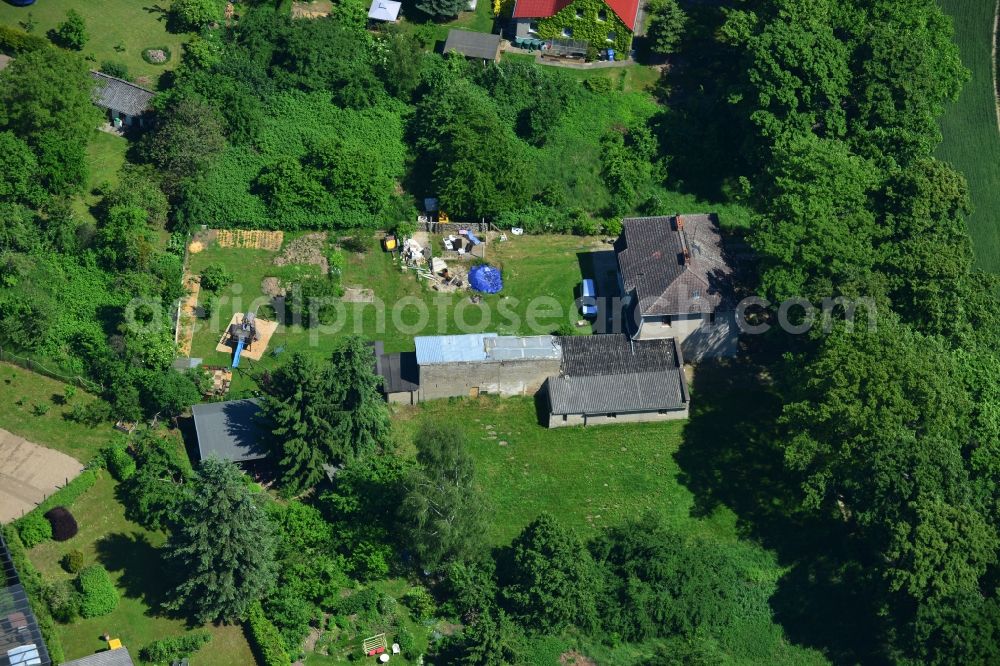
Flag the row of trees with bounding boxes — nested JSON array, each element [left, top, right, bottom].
[[699, 0, 1000, 661]]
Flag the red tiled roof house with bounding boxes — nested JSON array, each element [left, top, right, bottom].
[[511, 0, 639, 53]]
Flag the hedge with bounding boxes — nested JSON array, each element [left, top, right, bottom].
[[17, 511, 52, 548], [77, 564, 119, 618], [0, 25, 49, 55], [1, 527, 66, 664], [140, 632, 211, 663], [245, 601, 292, 666], [14, 468, 99, 547], [105, 443, 136, 481]]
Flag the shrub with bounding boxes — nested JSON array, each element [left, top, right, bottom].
[[171, 0, 224, 30], [396, 626, 415, 654], [31, 402, 50, 416], [18, 512, 52, 548], [584, 76, 614, 94], [45, 580, 81, 623], [200, 263, 234, 293], [105, 443, 136, 481], [99, 60, 130, 81], [67, 400, 114, 426], [140, 632, 211, 663], [142, 46, 172, 65], [246, 601, 293, 666], [51, 10, 88, 50], [403, 587, 436, 620], [62, 549, 85, 574], [0, 25, 49, 54], [77, 565, 119, 618], [44, 507, 79, 541], [602, 217, 623, 236], [331, 588, 380, 616]]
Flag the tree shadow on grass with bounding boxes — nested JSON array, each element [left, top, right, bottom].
[[96, 531, 179, 619], [674, 351, 886, 664]]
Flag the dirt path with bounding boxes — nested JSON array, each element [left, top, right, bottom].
[[177, 273, 200, 357]]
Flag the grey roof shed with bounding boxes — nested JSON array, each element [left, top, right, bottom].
[[191, 399, 266, 463], [62, 648, 135, 666], [548, 334, 688, 416], [90, 71, 155, 117], [444, 29, 502, 62]]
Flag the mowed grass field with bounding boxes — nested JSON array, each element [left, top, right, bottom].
[[0, 362, 110, 463], [26, 474, 256, 665], [397, 396, 828, 665], [0, 0, 189, 85], [937, 0, 1000, 272]]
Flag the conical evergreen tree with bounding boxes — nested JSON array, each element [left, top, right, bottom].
[[164, 458, 276, 623]]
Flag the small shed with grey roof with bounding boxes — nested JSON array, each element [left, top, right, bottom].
[[371, 341, 420, 405], [413, 333, 562, 401], [615, 214, 738, 361], [191, 399, 266, 464], [443, 29, 502, 63], [62, 648, 135, 666], [546, 334, 689, 427], [90, 71, 155, 128]]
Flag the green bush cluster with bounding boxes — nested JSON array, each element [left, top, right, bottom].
[[246, 601, 293, 666], [17, 511, 52, 548], [0, 24, 49, 54], [105, 443, 136, 481], [139, 632, 212, 663], [402, 587, 436, 620], [77, 564, 119, 618], [44, 579, 81, 623], [61, 549, 86, 574]]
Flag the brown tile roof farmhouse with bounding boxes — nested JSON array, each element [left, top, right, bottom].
[[615, 214, 733, 316]]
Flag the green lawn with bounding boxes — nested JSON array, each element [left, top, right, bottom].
[[26, 473, 257, 666], [395, 396, 828, 665], [937, 0, 1000, 272], [0, 362, 110, 463], [397, 0, 496, 46], [72, 129, 128, 224], [0, 0, 190, 86], [187, 233, 595, 393]]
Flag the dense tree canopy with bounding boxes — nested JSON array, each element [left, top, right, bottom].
[[165, 459, 277, 623]]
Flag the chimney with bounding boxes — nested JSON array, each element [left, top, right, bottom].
[[676, 214, 684, 231]]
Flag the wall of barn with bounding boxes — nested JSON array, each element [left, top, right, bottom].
[[418, 359, 561, 401], [548, 407, 689, 428]]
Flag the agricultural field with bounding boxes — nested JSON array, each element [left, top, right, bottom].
[[0, 0, 189, 85], [0, 362, 109, 463], [937, 0, 1000, 272], [185, 233, 598, 393], [25, 473, 256, 665]]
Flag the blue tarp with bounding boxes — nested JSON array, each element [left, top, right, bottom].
[[468, 264, 503, 293], [466, 230, 482, 245]]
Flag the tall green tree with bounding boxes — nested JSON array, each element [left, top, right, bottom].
[[399, 424, 487, 570], [0, 48, 98, 195], [501, 513, 600, 633], [414, 79, 530, 220], [52, 9, 88, 50], [415, 0, 467, 19], [165, 458, 276, 623], [261, 338, 390, 493], [145, 96, 226, 195], [645, 0, 687, 55]]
